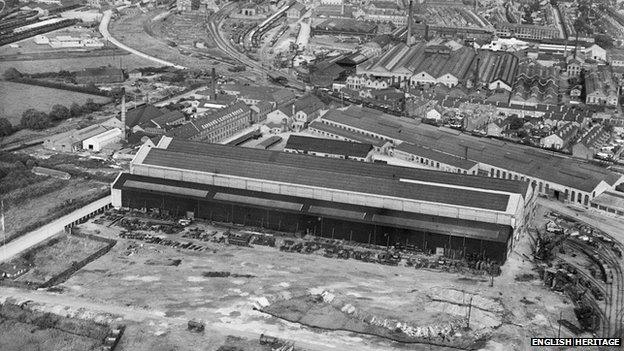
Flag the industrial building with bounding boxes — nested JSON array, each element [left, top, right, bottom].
[[167, 102, 252, 143], [112, 137, 537, 262], [43, 124, 110, 153], [284, 134, 373, 161], [356, 42, 476, 88], [82, 128, 123, 152], [315, 106, 624, 206]]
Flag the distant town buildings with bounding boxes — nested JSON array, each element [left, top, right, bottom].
[[539, 123, 578, 150], [585, 67, 619, 107], [167, 102, 252, 143], [287, 2, 306, 19]]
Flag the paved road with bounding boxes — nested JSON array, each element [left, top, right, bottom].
[[0, 196, 111, 263], [98, 10, 186, 70]]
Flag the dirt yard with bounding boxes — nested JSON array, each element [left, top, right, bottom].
[[3, 210, 572, 351], [109, 10, 228, 70]]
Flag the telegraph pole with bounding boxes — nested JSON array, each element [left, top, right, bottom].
[[467, 295, 473, 329], [557, 311, 562, 338]]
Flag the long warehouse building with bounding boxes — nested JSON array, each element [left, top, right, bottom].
[[112, 137, 536, 262], [315, 106, 624, 205]]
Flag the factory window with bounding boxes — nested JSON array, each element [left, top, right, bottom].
[[508, 173, 512, 179], [502, 171, 506, 178], [577, 193, 582, 203], [496, 170, 500, 178], [538, 182, 543, 193], [592, 191, 595, 198], [490, 168, 495, 177], [545, 184, 549, 193], [436, 162, 440, 168], [514, 175, 518, 180], [584, 195, 588, 206]]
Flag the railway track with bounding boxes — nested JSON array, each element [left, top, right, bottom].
[[206, 3, 306, 91], [551, 210, 624, 337]]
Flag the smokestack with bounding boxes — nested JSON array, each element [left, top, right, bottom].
[[121, 88, 126, 142], [211, 67, 217, 101], [406, 0, 413, 46], [473, 56, 480, 86]]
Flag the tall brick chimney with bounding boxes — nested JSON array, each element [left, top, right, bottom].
[[406, 0, 413, 46], [121, 88, 126, 141], [211, 67, 217, 101]]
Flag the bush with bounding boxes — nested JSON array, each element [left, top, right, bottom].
[[20, 109, 50, 130], [0, 117, 13, 136], [49, 104, 70, 121], [3, 67, 22, 80], [69, 102, 83, 117], [82, 99, 100, 113]]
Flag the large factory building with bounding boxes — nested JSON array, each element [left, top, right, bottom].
[[112, 137, 536, 262]]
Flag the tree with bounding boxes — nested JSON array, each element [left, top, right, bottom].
[[83, 99, 100, 113], [49, 104, 70, 121], [594, 34, 614, 49], [0, 118, 13, 136], [3, 67, 22, 80], [70, 102, 83, 117], [20, 109, 50, 130]]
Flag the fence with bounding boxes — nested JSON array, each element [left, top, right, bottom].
[[39, 232, 116, 288]]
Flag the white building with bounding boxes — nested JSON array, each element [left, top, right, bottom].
[[83, 128, 123, 152], [584, 44, 606, 61]]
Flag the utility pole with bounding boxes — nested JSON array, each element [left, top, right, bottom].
[[467, 295, 473, 329], [1, 199, 5, 260], [557, 311, 562, 338]]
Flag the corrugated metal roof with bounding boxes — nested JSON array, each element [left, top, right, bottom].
[[285, 135, 373, 158], [139, 141, 517, 211], [321, 106, 621, 192]]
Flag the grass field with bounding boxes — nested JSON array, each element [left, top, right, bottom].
[[0, 81, 112, 122], [0, 319, 103, 351], [0, 54, 159, 75], [16, 235, 108, 284], [2, 177, 109, 241]]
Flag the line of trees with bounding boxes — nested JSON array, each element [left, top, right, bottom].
[[0, 99, 102, 137]]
